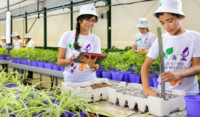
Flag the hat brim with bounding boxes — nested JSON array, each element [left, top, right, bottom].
[[77, 14, 99, 22], [154, 7, 185, 17]]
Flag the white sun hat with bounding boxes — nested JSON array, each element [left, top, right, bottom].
[[154, 0, 185, 17], [0, 36, 6, 40], [24, 33, 31, 38], [11, 32, 19, 37], [77, 5, 98, 21], [136, 18, 148, 28]]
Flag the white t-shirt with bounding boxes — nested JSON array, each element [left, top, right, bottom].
[[1, 43, 6, 48], [26, 40, 34, 49], [147, 30, 200, 95], [13, 39, 23, 50], [133, 32, 156, 52], [58, 30, 101, 83]]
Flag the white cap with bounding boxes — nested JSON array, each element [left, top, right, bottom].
[[77, 5, 98, 21], [154, 0, 185, 17], [11, 32, 19, 37], [136, 18, 148, 28], [0, 36, 6, 40], [24, 33, 31, 38]]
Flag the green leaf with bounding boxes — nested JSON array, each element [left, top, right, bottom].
[[166, 47, 173, 55], [163, 52, 166, 58], [68, 44, 73, 49]]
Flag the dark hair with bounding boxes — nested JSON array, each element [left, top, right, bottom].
[[155, 12, 180, 18], [26, 38, 31, 44], [16, 36, 21, 39], [74, 15, 97, 50]]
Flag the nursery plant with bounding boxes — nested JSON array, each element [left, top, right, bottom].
[[0, 48, 7, 56]]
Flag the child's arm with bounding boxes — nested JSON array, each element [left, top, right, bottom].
[[162, 57, 200, 82], [141, 57, 159, 97]]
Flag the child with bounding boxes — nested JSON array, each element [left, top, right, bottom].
[[141, 0, 200, 96], [133, 18, 156, 53], [57, 5, 101, 83]]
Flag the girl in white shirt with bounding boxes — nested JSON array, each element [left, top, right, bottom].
[[133, 18, 156, 53], [11, 32, 23, 50], [0, 36, 8, 72], [57, 5, 101, 83], [24, 34, 34, 79], [141, 0, 200, 96], [24, 34, 34, 49], [1, 36, 6, 48]]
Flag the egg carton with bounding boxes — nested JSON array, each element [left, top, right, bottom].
[[107, 83, 186, 116], [61, 78, 126, 102]]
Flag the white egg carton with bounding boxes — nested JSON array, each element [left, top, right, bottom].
[[107, 83, 186, 116], [61, 78, 126, 102]]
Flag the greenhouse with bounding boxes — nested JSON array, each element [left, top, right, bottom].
[[0, 0, 200, 117]]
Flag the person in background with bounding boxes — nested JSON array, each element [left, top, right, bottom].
[[132, 18, 156, 54], [57, 5, 101, 83], [11, 32, 23, 74], [0, 36, 8, 72], [24, 34, 34, 79], [25, 34, 34, 49], [11, 32, 23, 50]]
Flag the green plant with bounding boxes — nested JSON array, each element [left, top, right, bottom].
[[0, 48, 7, 56]]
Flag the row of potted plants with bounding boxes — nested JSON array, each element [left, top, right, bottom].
[[0, 48, 65, 71], [99, 50, 160, 88], [0, 71, 112, 117]]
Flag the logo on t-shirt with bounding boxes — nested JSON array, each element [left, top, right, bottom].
[[180, 47, 189, 61], [70, 62, 77, 73], [172, 55, 177, 61], [136, 38, 142, 42], [144, 38, 148, 44], [170, 78, 183, 86], [84, 44, 91, 53], [68, 42, 80, 51], [163, 47, 173, 59]]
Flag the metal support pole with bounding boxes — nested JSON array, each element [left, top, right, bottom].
[[43, 7, 47, 49], [25, 12, 28, 33], [70, 1, 73, 30], [107, 0, 111, 49]]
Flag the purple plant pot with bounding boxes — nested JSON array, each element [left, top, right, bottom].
[[102, 71, 112, 80], [38, 61, 44, 68], [149, 78, 154, 87], [112, 72, 124, 81], [16, 59, 21, 64], [96, 69, 103, 78], [53, 65, 60, 71], [184, 95, 200, 117], [44, 63, 53, 70], [60, 66, 65, 71], [11, 58, 16, 63], [62, 111, 84, 117], [27, 61, 32, 66], [152, 77, 159, 88], [124, 71, 130, 82], [128, 74, 141, 83], [0, 56, 5, 60], [31, 61, 38, 67], [99, 66, 104, 69]]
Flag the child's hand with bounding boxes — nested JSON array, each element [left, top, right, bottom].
[[161, 71, 182, 82], [67, 54, 76, 64], [143, 87, 159, 97], [79, 55, 97, 69]]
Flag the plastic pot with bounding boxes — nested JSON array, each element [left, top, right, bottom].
[[128, 73, 141, 83], [184, 95, 200, 117], [112, 72, 124, 81], [102, 71, 112, 80]]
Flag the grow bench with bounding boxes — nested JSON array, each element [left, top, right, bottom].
[[0, 60, 63, 88]]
